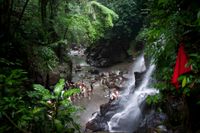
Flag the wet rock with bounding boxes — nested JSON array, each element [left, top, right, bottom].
[[86, 39, 129, 67], [89, 69, 99, 75], [122, 74, 129, 80], [156, 125, 168, 133], [85, 102, 121, 132], [33, 62, 72, 87], [113, 70, 121, 75], [163, 96, 191, 132], [134, 71, 146, 88], [75, 64, 81, 69], [72, 46, 79, 51], [100, 103, 111, 116], [100, 102, 119, 116], [136, 112, 168, 133], [48, 71, 60, 85], [85, 113, 108, 132], [49, 63, 72, 86]]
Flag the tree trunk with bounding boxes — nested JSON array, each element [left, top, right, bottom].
[[0, 0, 13, 40], [49, 0, 58, 19], [45, 73, 50, 89], [40, 0, 48, 25], [13, 0, 30, 37]]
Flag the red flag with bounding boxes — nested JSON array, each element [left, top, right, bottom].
[[171, 43, 191, 89]]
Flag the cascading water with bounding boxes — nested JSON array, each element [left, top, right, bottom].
[[121, 54, 146, 96], [108, 55, 159, 133]]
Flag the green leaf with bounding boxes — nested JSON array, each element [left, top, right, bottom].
[[54, 79, 65, 96], [63, 88, 80, 98], [158, 0, 166, 5], [178, 75, 184, 81], [33, 84, 46, 91], [182, 76, 187, 88], [32, 84, 52, 100], [146, 93, 162, 105], [32, 107, 44, 114], [183, 87, 190, 96], [54, 119, 64, 132], [60, 100, 71, 107]]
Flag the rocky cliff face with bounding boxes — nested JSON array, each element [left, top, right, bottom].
[[86, 39, 130, 67], [31, 62, 72, 88]]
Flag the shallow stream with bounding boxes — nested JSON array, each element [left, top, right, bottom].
[[68, 48, 133, 132]]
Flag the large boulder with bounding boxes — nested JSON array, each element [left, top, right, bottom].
[[162, 96, 191, 132], [32, 62, 72, 88], [86, 39, 130, 67], [136, 112, 168, 133], [85, 102, 121, 132], [48, 62, 72, 86]]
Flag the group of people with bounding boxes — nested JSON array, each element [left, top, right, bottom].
[[65, 80, 94, 102], [64, 68, 130, 103], [100, 78, 120, 102], [98, 71, 129, 102], [64, 79, 121, 103]]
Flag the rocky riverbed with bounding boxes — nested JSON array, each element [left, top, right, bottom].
[[68, 46, 133, 132]]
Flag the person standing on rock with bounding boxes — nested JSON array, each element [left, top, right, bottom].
[[87, 81, 95, 100], [109, 88, 119, 102]]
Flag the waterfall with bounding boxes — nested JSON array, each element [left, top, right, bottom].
[[107, 55, 159, 133], [121, 54, 146, 96]]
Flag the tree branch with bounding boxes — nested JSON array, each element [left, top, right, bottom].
[[13, 0, 30, 36], [4, 112, 29, 133]]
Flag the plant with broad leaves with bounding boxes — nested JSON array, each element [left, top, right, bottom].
[[0, 77, 81, 133], [146, 93, 162, 105], [0, 96, 32, 132], [28, 78, 81, 133]]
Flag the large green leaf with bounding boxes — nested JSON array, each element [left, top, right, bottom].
[[63, 88, 81, 98], [182, 76, 187, 88], [32, 84, 52, 100], [54, 79, 65, 96], [32, 107, 45, 114]]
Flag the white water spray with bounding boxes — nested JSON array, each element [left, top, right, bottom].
[[122, 55, 146, 96], [108, 55, 159, 133]]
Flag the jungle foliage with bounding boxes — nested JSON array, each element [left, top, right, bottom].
[[138, 0, 200, 131], [55, 0, 118, 45], [0, 0, 118, 132], [137, 0, 200, 98], [96, 0, 147, 45]]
